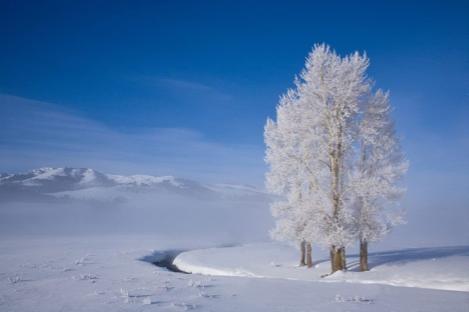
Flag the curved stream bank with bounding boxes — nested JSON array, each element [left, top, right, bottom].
[[139, 249, 190, 274]]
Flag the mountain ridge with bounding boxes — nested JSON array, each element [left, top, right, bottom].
[[0, 167, 268, 203]]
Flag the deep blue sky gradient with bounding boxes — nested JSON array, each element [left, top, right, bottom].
[[1, 1, 468, 185], [1, 1, 467, 141]]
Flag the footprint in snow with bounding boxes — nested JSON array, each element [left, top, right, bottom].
[[187, 280, 214, 289], [159, 285, 174, 291], [8, 275, 29, 284], [199, 292, 219, 299], [335, 294, 374, 304], [120, 287, 154, 303], [72, 273, 99, 282], [171, 302, 199, 310], [74, 256, 94, 266], [142, 297, 166, 305], [123, 277, 138, 282]]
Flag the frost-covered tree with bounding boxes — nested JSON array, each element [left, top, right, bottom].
[[265, 44, 370, 272], [351, 90, 408, 271], [269, 185, 313, 267], [265, 91, 317, 267]]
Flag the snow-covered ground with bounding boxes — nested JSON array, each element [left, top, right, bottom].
[[174, 242, 469, 292], [1, 236, 468, 311], [1, 168, 468, 311]]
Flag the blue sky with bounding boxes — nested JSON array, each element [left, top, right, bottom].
[[1, 0, 468, 192]]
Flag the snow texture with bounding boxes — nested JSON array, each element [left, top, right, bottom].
[[174, 243, 469, 292], [1, 236, 468, 312]]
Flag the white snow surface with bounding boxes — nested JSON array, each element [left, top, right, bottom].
[[30, 167, 67, 180], [22, 167, 67, 185], [174, 243, 469, 292], [78, 168, 97, 185], [1, 236, 468, 312]]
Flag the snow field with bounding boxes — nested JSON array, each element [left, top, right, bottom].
[[174, 242, 469, 292], [1, 237, 468, 311]]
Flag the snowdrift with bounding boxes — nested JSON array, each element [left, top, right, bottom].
[[174, 243, 469, 292]]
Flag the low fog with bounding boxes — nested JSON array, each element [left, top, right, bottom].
[[1, 188, 468, 251], [0, 195, 273, 244]]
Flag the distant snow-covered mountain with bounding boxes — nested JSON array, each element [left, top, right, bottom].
[[0, 167, 269, 203]]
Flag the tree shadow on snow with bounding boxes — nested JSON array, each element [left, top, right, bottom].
[[346, 245, 469, 271]]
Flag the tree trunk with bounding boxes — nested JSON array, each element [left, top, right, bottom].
[[329, 246, 335, 272], [305, 242, 313, 268], [339, 247, 346, 270], [299, 241, 306, 266], [331, 246, 346, 272], [329, 125, 345, 273], [360, 239, 368, 271]]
